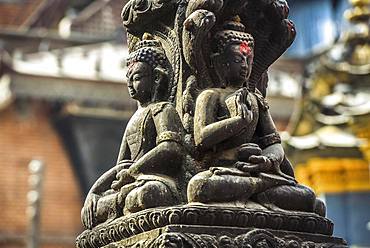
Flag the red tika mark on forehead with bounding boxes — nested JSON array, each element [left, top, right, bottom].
[[240, 42, 251, 55]]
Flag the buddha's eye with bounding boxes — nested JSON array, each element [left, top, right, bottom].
[[233, 56, 244, 63], [133, 74, 142, 81]]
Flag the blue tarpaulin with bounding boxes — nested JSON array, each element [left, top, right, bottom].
[[325, 192, 370, 246], [286, 0, 350, 58]]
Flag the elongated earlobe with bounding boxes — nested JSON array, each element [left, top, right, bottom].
[[211, 53, 228, 88], [153, 68, 168, 85], [152, 68, 169, 101]]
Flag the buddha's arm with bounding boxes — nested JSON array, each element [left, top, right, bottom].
[[261, 143, 284, 166], [194, 90, 248, 151], [87, 162, 131, 196], [126, 104, 184, 176], [256, 106, 284, 166], [87, 129, 132, 196], [127, 141, 183, 176], [82, 162, 131, 229], [116, 130, 131, 165]]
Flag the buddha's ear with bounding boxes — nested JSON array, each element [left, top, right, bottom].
[[211, 53, 223, 68], [211, 53, 227, 87], [152, 68, 169, 101], [153, 68, 168, 85]]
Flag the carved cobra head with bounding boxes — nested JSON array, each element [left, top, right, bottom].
[[212, 16, 255, 89], [126, 34, 170, 104]]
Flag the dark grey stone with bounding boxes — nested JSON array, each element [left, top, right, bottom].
[[76, 0, 348, 247]]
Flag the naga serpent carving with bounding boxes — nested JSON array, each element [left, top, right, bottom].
[[76, 1, 348, 247]]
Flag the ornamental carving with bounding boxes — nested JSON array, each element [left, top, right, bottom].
[[76, 0, 348, 247], [98, 229, 347, 248]]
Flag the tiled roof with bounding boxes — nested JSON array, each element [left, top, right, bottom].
[[0, 0, 126, 38], [0, 0, 69, 29], [0, 0, 45, 27], [71, 0, 126, 38], [24, 0, 70, 29]]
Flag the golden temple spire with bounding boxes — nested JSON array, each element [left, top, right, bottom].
[[343, 0, 370, 42], [285, 0, 370, 196], [345, 0, 370, 21]]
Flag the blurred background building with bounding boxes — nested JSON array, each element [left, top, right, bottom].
[[284, 0, 370, 246], [0, 1, 135, 247], [0, 0, 369, 247]]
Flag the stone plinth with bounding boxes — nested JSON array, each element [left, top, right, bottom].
[[76, 206, 347, 248]]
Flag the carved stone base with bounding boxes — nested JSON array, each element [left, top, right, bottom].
[[76, 206, 348, 248], [105, 225, 347, 248]]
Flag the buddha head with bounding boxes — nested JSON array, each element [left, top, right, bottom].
[[126, 35, 170, 105], [212, 17, 254, 89]]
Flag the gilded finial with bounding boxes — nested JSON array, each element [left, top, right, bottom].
[[342, 0, 370, 43], [349, 0, 370, 6], [323, 0, 370, 71], [345, 0, 370, 22]]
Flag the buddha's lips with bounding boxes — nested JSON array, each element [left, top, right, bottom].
[[128, 86, 136, 96], [240, 70, 247, 78]]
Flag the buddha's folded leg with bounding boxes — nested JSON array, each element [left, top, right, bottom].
[[187, 169, 267, 204], [254, 184, 325, 215], [92, 181, 147, 225], [124, 180, 180, 214], [95, 193, 121, 224]]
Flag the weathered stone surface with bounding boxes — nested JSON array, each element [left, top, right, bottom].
[[104, 225, 347, 248], [76, 0, 349, 247], [76, 205, 344, 248]]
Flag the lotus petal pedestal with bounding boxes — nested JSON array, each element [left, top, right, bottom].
[[76, 206, 347, 248]]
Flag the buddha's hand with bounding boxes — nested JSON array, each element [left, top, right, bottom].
[[111, 169, 135, 191], [116, 160, 134, 170], [235, 87, 253, 122], [81, 193, 99, 229], [237, 143, 262, 162], [235, 155, 272, 173], [209, 167, 250, 176]]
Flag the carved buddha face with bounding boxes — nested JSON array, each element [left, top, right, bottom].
[[127, 62, 153, 104], [224, 43, 253, 88]]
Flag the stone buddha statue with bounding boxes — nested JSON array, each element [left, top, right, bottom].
[[76, 1, 349, 246], [187, 19, 325, 216], [81, 37, 186, 229]]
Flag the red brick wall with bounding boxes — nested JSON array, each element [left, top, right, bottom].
[[0, 0, 45, 27], [0, 101, 83, 248]]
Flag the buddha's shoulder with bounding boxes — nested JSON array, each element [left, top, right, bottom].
[[149, 101, 175, 116], [198, 88, 228, 99]]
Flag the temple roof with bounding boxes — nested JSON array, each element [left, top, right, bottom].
[[286, 126, 364, 150], [0, 0, 69, 29], [0, 42, 135, 110], [285, 0, 370, 162]]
